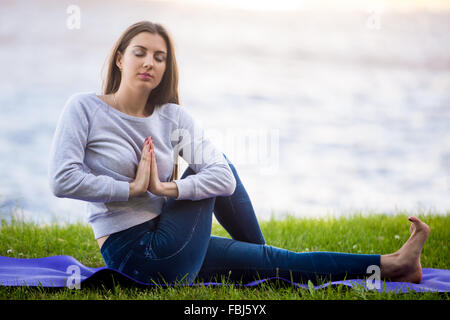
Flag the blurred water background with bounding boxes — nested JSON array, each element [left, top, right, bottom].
[[1, 0, 449, 224]]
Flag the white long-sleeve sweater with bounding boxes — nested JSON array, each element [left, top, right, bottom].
[[48, 92, 236, 239]]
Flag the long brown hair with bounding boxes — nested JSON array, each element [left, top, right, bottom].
[[101, 21, 180, 181]]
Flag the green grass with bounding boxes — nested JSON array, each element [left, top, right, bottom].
[[0, 211, 448, 300]]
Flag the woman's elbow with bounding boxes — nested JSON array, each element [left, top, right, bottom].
[[50, 181, 65, 198], [49, 176, 70, 198]]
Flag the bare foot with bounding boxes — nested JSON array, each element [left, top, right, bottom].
[[381, 216, 430, 283]]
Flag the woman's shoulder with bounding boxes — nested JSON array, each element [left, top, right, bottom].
[[61, 91, 102, 118], [159, 103, 201, 130], [62, 91, 98, 109], [65, 91, 96, 103], [157, 102, 188, 124]]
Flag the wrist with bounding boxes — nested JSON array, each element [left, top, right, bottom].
[[129, 181, 136, 198], [161, 182, 179, 199]]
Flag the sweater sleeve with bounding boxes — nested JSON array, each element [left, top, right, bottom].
[[47, 94, 130, 202], [172, 106, 236, 201]]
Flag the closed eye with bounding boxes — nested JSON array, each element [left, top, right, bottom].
[[132, 45, 166, 62], [134, 51, 165, 62]]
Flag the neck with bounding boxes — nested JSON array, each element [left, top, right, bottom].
[[114, 85, 153, 117]]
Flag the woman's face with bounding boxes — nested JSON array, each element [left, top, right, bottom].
[[116, 31, 167, 91]]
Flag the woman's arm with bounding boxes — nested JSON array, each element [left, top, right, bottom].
[[48, 94, 130, 202], [170, 106, 236, 201], [130, 180, 178, 199], [160, 181, 179, 198]]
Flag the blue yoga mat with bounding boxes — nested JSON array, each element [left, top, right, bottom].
[[0, 255, 448, 293]]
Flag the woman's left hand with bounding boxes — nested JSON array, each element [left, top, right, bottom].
[[146, 137, 165, 196]]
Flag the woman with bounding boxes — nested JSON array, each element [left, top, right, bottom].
[[48, 21, 430, 286]]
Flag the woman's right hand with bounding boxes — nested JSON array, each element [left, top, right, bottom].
[[129, 138, 152, 197]]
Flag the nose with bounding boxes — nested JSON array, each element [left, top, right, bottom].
[[143, 56, 154, 69]]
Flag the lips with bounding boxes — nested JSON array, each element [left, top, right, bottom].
[[139, 73, 153, 78]]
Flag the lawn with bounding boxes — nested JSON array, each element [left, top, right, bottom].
[[0, 211, 448, 300]]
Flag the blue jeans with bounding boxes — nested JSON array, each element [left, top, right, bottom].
[[100, 154, 380, 285]]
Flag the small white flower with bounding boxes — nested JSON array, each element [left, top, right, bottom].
[[7, 249, 13, 254], [394, 235, 400, 240], [353, 244, 357, 249], [305, 248, 309, 252]]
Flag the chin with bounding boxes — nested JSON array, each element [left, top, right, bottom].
[[136, 81, 156, 90]]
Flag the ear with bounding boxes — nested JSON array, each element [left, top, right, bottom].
[[115, 51, 123, 70]]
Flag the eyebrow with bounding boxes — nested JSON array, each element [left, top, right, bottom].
[[132, 45, 166, 55]]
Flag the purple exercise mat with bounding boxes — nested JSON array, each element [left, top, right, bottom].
[[0, 255, 448, 293]]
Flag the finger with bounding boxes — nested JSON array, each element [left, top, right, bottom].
[[149, 150, 154, 177], [140, 143, 150, 163], [140, 147, 151, 168], [148, 147, 154, 166], [151, 150, 158, 174], [147, 145, 152, 163], [148, 140, 154, 157], [148, 149, 152, 168], [143, 138, 149, 150], [144, 137, 152, 148]]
